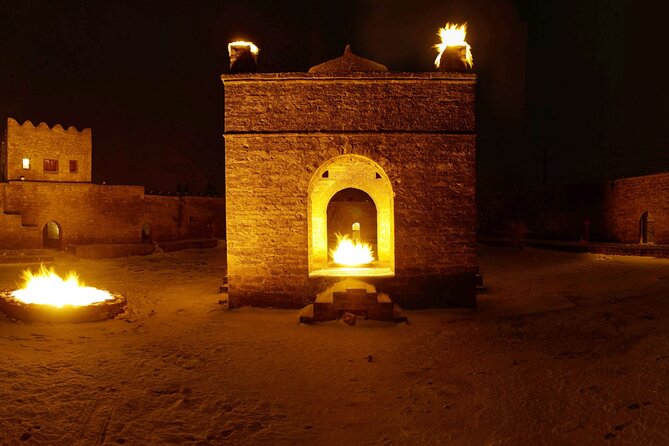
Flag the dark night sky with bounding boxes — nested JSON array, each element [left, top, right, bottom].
[[1, 0, 667, 193]]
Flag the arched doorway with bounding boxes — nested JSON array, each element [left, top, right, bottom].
[[639, 211, 655, 244], [308, 154, 394, 276], [42, 220, 62, 250]]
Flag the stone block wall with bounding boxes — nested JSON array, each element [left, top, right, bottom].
[[142, 195, 226, 242], [1, 181, 144, 248], [0, 181, 225, 250], [223, 73, 475, 133], [604, 173, 669, 244], [0, 184, 40, 248], [3, 118, 92, 182], [223, 72, 477, 309], [70, 243, 154, 259]]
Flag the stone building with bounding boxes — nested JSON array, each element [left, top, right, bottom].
[[1, 118, 92, 183], [602, 173, 669, 244], [222, 48, 478, 310], [0, 118, 225, 251]]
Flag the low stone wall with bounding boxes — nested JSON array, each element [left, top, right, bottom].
[[604, 173, 669, 244], [0, 181, 225, 249], [70, 239, 220, 259], [158, 238, 218, 252], [69, 243, 154, 259]]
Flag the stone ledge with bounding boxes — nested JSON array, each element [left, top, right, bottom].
[[0, 250, 54, 265], [158, 238, 218, 252], [222, 72, 477, 82], [70, 243, 154, 259]]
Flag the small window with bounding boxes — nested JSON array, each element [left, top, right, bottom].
[[43, 159, 58, 173], [69, 160, 78, 173], [22, 158, 30, 170]]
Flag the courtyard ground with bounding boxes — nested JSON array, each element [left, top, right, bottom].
[[1, 244, 668, 445]]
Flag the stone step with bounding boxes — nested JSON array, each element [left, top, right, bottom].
[[333, 292, 378, 307], [298, 304, 315, 324], [219, 273, 229, 293], [306, 279, 406, 323], [332, 278, 376, 294], [393, 304, 408, 323], [0, 250, 50, 256], [158, 238, 218, 252], [377, 293, 392, 304]]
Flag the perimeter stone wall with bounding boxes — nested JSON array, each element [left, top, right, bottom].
[[0, 181, 225, 250], [604, 173, 669, 244]]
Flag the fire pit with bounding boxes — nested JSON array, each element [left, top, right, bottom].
[[0, 266, 126, 323]]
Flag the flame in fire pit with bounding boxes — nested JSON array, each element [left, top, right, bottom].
[[330, 233, 375, 266], [434, 22, 473, 69], [11, 265, 114, 307]]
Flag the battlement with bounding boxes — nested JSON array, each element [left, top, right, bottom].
[[7, 118, 91, 135], [2, 117, 92, 183]]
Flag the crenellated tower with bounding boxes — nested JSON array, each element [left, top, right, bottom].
[[1, 118, 92, 183]]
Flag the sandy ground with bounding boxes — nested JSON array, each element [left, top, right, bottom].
[[0, 244, 668, 445]]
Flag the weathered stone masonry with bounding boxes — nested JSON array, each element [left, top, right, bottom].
[[2, 118, 92, 183], [1, 118, 225, 250], [604, 173, 669, 244], [223, 72, 477, 309]]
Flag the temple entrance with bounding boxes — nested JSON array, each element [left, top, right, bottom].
[[42, 220, 62, 250], [308, 154, 394, 277]]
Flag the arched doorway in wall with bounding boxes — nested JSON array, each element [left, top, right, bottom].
[[308, 154, 394, 276], [639, 211, 655, 244], [42, 220, 62, 250]]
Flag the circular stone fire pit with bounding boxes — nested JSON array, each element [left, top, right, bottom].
[[0, 291, 127, 323]]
